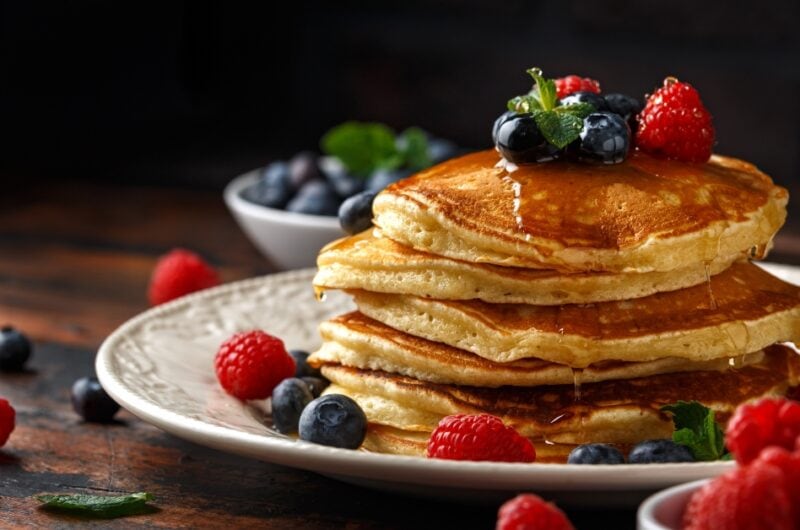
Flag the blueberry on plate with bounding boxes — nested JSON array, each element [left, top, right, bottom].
[[285, 180, 342, 216], [567, 443, 625, 464], [301, 376, 329, 398], [271, 378, 314, 434], [576, 112, 631, 164], [339, 190, 377, 235], [240, 162, 293, 209], [366, 168, 414, 193], [628, 439, 694, 464], [603, 93, 642, 124], [495, 114, 561, 164], [289, 349, 321, 378], [492, 110, 517, 145], [0, 326, 32, 371], [71, 376, 120, 423], [287, 151, 322, 192], [559, 91, 608, 112], [298, 394, 367, 449]]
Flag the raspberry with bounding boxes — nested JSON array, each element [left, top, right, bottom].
[[426, 414, 536, 463], [726, 397, 800, 464], [635, 77, 715, 163], [0, 398, 15, 447], [496, 494, 574, 530], [757, 446, 800, 505], [683, 458, 794, 530], [148, 248, 221, 306], [214, 330, 295, 400], [554, 75, 601, 99]]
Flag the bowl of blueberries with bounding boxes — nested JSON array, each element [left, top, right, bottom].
[[225, 122, 460, 270]]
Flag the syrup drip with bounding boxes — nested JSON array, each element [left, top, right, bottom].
[[313, 286, 327, 302], [749, 243, 768, 260], [703, 261, 718, 310], [572, 368, 584, 402], [502, 174, 531, 242]]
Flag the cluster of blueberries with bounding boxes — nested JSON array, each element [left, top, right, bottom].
[[568, 439, 694, 464], [493, 92, 642, 165]]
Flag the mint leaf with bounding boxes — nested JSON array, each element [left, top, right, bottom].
[[37, 492, 155, 518], [526, 68, 557, 111], [321, 122, 401, 177], [661, 401, 729, 461], [555, 102, 595, 120], [534, 111, 584, 149], [397, 127, 431, 170], [507, 94, 542, 114]]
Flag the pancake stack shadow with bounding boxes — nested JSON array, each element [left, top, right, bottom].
[[309, 149, 800, 463]]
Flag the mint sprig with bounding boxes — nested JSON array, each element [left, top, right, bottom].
[[661, 401, 729, 461], [505, 67, 596, 149], [37, 492, 155, 518]]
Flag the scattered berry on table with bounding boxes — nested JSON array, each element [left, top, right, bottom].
[[602, 93, 642, 126], [495, 114, 561, 165], [0, 326, 32, 371], [636, 77, 715, 163], [214, 330, 295, 400], [338, 190, 377, 235], [567, 443, 625, 465], [240, 162, 293, 209], [726, 397, 800, 464], [575, 112, 631, 164], [627, 439, 694, 463], [285, 180, 342, 216], [426, 413, 536, 463], [366, 168, 414, 193], [298, 394, 367, 449], [496, 493, 575, 530], [287, 151, 322, 192], [0, 398, 15, 447], [559, 91, 608, 112], [147, 248, 220, 306], [71, 377, 120, 423], [271, 378, 314, 434], [301, 376, 329, 398], [288, 350, 321, 378], [554, 75, 601, 99]]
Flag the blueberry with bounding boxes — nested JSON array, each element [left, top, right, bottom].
[[576, 112, 631, 164], [285, 180, 341, 216], [288, 151, 322, 192], [298, 394, 367, 449], [628, 439, 694, 464], [240, 162, 293, 209], [366, 168, 414, 192], [301, 376, 329, 398], [492, 110, 516, 145], [559, 91, 608, 112], [0, 326, 32, 371], [71, 376, 120, 423], [603, 93, 642, 124], [271, 378, 314, 434], [567, 443, 625, 464], [289, 349, 321, 378], [428, 137, 461, 164], [495, 114, 561, 164], [338, 190, 377, 235], [324, 168, 364, 199]]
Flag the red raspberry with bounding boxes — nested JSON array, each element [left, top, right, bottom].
[[148, 248, 221, 306], [426, 414, 536, 463], [0, 398, 15, 447], [636, 77, 715, 163], [758, 446, 800, 506], [554, 75, 601, 99], [683, 458, 794, 530], [496, 494, 574, 530], [214, 330, 295, 400], [726, 397, 800, 464]]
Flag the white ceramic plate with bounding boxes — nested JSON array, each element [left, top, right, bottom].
[[96, 264, 800, 507]]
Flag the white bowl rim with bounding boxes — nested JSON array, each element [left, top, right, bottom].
[[223, 169, 342, 230], [637, 478, 708, 530]]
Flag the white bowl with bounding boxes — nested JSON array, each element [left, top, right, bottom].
[[637, 478, 707, 530], [224, 169, 344, 270]]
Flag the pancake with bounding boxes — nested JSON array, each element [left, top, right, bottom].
[[310, 312, 765, 387], [352, 261, 800, 366], [321, 344, 800, 446], [314, 230, 739, 305], [373, 150, 787, 273]]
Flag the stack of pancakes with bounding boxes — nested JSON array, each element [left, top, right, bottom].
[[309, 150, 800, 462]]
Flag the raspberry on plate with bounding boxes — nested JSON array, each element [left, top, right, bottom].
[[635, 77, 715, 163], [496, 493, 575, 530], [0, 398, 15, 447], [726, 397, 800, 464], [426, 413, 536, 463], [147, 248, 221, 306], [554, 75, 601, 99], [214, 330, 295, 400]]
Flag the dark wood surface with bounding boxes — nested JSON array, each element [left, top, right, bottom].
[[1, 179, 799, 529]]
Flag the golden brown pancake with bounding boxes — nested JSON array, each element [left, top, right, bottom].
[[373, 150, 787, 273], [314, 230, 739, 305], [352, 261, 800, 366], [321, 344, 800, 446], [310, 311, 765, 387]]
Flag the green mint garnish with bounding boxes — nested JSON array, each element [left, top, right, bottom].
[[661, 401, 729, 461], [505, 67, 596, 149], [320, 122, 431, 177], [37, 492, 155, 518]]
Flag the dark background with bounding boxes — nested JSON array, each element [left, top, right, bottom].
[[1, 0, 798, 225]]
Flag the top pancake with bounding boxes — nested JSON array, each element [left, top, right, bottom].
[[373, 150, 788, 273]]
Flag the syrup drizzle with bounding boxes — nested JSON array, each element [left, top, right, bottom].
[[703, 261, 718, 310]]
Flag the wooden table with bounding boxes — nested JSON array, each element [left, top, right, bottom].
[[1, 179, 798, 529]]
